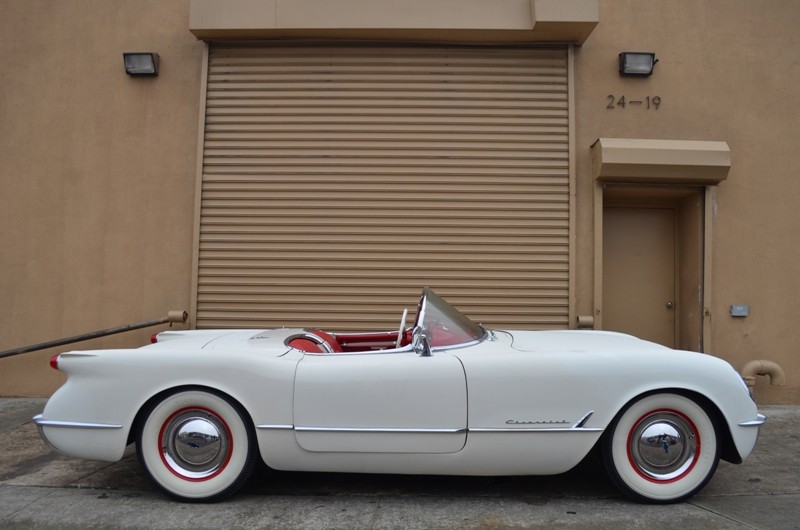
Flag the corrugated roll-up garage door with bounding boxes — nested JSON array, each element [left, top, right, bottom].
[[197, 44, 570, 331]]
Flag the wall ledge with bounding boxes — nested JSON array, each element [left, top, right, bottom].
[[189, 0, 599, 44]]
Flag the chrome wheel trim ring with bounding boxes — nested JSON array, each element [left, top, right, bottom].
[[628, 410, 699, 482], [160, 407, 232, 481]]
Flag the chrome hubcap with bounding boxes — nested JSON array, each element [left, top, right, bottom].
[[161, 409, 230, 479], [629, 411, 698, 481]]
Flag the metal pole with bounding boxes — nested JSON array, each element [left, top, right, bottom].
[[0, 310, 188, 360]]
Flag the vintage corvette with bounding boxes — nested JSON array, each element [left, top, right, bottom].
[[34, 288, 765, 503]]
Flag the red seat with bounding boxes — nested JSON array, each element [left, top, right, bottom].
[[288, 337, 327, 353], [307, 330, 343, 352], [288, 331, 343, 353]]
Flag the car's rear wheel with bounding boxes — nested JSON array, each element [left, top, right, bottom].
[[136, 389, 257, 502], [601, 392, 720, 503]]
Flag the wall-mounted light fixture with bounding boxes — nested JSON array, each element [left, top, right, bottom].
[[123, 52, 160, 76], [618, 52, 657, 77]]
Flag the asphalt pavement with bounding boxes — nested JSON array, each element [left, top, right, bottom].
[[1, 398, 798, 529]]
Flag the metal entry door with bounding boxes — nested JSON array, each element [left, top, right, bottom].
[[603, 207, 676, 347]]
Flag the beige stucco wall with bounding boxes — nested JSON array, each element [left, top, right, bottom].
[[1, 0, 798, 403], [0, 1, 203, 395], [573, 0, 800, 403]]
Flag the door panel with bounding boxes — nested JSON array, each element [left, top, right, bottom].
[[603, 207, 676, 347], [293, 351, 467, 453]]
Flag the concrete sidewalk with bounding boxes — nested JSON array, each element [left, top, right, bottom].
[[1, 398, 798, 529]]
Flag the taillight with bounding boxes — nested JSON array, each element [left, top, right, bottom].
[[49, 354, 60, 371], [150, 333, 159, 344]]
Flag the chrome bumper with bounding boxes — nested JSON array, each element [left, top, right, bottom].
[[738, 413, 767, 428], [32, 414, 123, 456], [32, 414, 123, 430]]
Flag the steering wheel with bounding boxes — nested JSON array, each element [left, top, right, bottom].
[[396, 308, 408, 348]]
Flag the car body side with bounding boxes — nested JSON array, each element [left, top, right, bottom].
[[35, 328, 761, 478]]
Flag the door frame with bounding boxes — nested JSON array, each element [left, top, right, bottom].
[[594, 183, 712, 352]]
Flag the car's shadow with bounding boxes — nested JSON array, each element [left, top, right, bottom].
[[70, 442, 617, 501], [242, 453, 619, 501]]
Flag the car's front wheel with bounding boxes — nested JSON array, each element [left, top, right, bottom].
[[601, 392, 720, 503], [136, 388, 257, 502]]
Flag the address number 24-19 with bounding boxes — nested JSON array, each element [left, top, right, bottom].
[[607, 95, 661, 109]]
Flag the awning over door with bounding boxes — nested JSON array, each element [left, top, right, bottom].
[[195, 45, 570, 331], [592, 138, 731, 185]]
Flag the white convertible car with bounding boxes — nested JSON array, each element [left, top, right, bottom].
[[34, 288, 765, 503]]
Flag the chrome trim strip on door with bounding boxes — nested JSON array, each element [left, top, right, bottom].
[[294, 426, 467, 434], [256, 424, 294, 431]]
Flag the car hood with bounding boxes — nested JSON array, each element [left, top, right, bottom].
[[504, 329, 671, 353]]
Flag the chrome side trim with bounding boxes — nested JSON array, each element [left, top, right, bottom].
[[295, 426, 466, 434], [572, 410, 594, 428], [471, 411, 602, 433], [32, 415, 122, 430], [469, 426, 603, 433], [256, 424, 294, 431], [738, 414, 767, 427], [273, 423, 600, 434], [257, 413, 603, 435]]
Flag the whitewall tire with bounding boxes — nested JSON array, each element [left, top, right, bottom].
[[136, 389, 257, 501], [601, 392, 720, 503]]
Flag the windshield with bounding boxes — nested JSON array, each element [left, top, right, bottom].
[[416, 288, 486, 348]]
